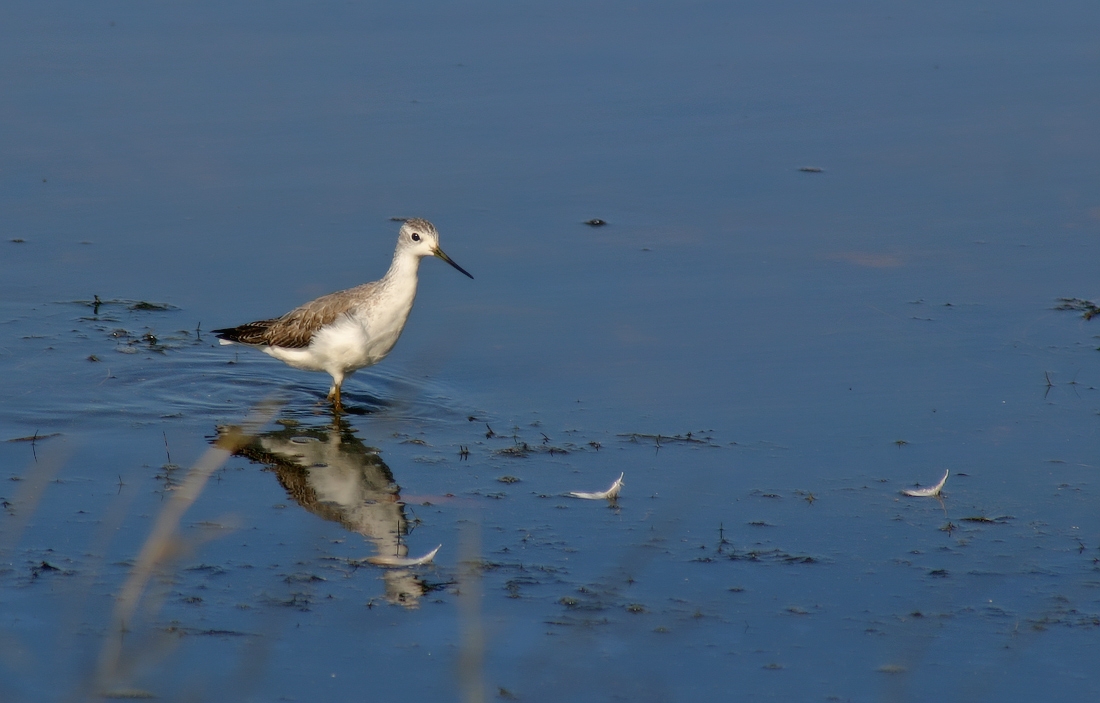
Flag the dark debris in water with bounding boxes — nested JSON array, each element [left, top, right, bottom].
[[474, 490, 508, 500], [751, 490, 782, 499], [1029, 609, 1100, 630], [1054, 297, 1100, 320], [30, 561, 64, 579], [543, 577, 641, 617], [544, 615, 612, 627], [265, 592, 314, 611], [162, 626, 257, 637], [129, 301, 174, 311], [94, 323, 189, 355], [618, 431, 715, 447], [481, 425, 582, 457], [186, 564, 229, 576], [504, 575, 547, 598], [6, 432, 61, 443], [698, 548, 820, 565], [960, 515, 1013, 524], [492, 442, 568, 458], [72, 296, 179, 314]]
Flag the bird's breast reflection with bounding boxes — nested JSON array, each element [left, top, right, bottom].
[[218, 418, 432, 608]]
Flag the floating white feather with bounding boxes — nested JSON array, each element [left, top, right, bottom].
[[570, 472, 625, 500], [364, 544, 441, 567], [901, 469, 949, 497]]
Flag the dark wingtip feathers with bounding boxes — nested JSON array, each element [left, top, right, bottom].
[[212, 320, 280, 346], [212, 317, 318, 349]]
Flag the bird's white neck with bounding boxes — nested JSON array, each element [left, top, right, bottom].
[[367, 249, 422, 325], [382, 249, 422, 287]]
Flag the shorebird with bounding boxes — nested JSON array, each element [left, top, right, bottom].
[[212, 218, 472, 412]]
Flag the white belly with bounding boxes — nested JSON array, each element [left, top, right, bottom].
[[264, 309, 406, 377]]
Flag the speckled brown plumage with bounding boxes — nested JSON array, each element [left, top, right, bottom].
[[213, 282, 379, 349]]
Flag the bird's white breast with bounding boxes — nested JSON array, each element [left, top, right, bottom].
[[264, 286, 416, 377]]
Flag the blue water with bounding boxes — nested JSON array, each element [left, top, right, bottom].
[[2, 1, 1099, 701]]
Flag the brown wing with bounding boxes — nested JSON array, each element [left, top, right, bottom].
[[213, 283, 374, 349]]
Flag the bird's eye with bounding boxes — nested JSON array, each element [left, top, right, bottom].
[[411, 233, 421, 242]]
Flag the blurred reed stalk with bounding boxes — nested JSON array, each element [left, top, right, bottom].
[[91, 400, 279, 697], [0, 443, 70, 560], [457, 517, 486, 703]]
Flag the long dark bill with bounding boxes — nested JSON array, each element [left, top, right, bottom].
[[434, 248, 474, 279]]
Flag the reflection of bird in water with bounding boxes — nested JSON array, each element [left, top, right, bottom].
[[222, 418, 431, 607], [213, 218, 473, 412]]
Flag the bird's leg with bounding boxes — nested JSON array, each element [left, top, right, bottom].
[[327, 380, 344, 414]]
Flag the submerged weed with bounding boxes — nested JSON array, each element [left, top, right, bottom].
[[1054, 297, 1100, 320]]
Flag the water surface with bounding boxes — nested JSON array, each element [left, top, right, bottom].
[[2, 1, 1099, 701]]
